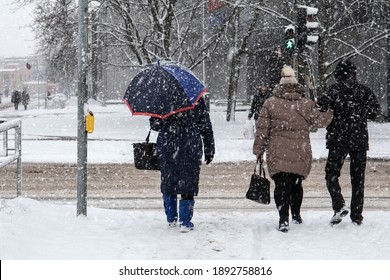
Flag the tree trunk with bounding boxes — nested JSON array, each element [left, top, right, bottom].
[[225, 7, 260, 122], [226, 53, 241, 122]]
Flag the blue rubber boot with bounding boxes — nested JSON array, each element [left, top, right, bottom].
[[163, 194, 177, 226], [179, 199, 195, 232]]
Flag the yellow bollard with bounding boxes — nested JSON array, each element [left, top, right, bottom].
[[85, 111, 94, 133]]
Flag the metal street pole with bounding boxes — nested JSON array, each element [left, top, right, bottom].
[[77, 0, 88, 216], [387, 20, 390, 121], [91, 10, 98, 101]]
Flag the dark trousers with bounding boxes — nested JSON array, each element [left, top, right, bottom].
[[272, 172, 303, 222], [325, 149, 366, 222]]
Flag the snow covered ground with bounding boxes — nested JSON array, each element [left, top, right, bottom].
[[1, 197, 390, 260], [1, 96, 390, 279]]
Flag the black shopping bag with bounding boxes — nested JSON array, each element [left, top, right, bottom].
[[133, 129, 160, 170], [246, 159, 270, 204]]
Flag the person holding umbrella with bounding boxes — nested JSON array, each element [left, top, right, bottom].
[[124, 61, 215, 232], [150, 97, 214, 232]]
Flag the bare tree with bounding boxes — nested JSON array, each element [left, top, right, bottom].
[[225, 4, 261, 121], [16, 0, 78, 96], [95, 0, 233, 70], [317, 0, 390, 93]]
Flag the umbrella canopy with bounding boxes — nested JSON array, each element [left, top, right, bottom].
[[123, 62, 207, 119]]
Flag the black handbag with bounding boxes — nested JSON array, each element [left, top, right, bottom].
[[133, 129, 160, 170], [246, 159, 270, 204]]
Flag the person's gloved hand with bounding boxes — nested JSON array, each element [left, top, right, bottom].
[[205, 154, 214, 165]]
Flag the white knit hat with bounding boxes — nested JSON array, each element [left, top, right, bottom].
[[280, 65, 298, 84]]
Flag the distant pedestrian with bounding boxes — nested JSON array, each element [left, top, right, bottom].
[[317, 59, 380, 226], [248, 85, 272, 126], [253, 65, 333, 233], [22, 91, 30, 110], [150, 97, 215, 232], [11, 90, 21, 110]]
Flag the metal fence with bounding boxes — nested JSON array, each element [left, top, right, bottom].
[[0, 118, 22, 196]]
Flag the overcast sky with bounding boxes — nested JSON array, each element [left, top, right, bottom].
[[0, 0, 36, 58]]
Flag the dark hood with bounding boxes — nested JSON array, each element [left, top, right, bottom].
[[334, 59, 357, 84]]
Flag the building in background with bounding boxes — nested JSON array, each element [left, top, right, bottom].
[[0, 56, 56, 106], [0, 58, 33, 99]]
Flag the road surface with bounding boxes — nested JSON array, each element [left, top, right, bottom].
[[1, 160, 389, 211]]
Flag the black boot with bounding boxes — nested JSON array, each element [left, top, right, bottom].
[[292, 214, 303, 224], [279, 218, 289, 233]]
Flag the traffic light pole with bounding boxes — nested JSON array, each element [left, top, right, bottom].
[[296, 7, 307, 87], [283, 25, 295, 67], [294, 5, 319, 100], [77, 0, 88, 216]]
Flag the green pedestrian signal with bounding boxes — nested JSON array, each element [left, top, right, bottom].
[[284, 25, 295, 53], [285, 39, 295, 50]]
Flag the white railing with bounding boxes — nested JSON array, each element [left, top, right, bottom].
[[0, 118, 22, 196]]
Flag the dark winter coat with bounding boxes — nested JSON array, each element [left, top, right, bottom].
[[150, 98, 215, 195], [22, 91, 30, 106], [11, 91, 21, 104], [248, 90, 272, 120], [317, 66, 380, 151], [253, 83, 333, 179]]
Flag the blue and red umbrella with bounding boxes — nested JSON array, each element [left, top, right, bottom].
[[123, 62, 207, 119]]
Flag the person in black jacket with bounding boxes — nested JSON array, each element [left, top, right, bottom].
[[11, 90, 21, 110], [317, 59, 380, 226], [248, 85, 272, 124]]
